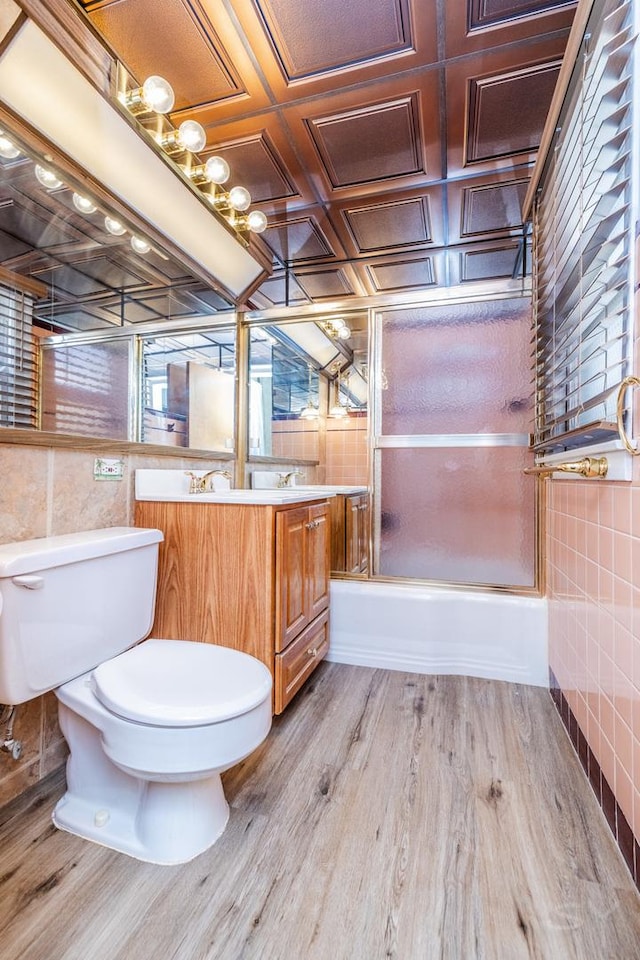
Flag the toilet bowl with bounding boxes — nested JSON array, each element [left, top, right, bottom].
[[54, 639, 272, 863], [0, 527, 273, 864]]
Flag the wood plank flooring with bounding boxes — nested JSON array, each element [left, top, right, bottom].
[[0, 663, 639, 960]]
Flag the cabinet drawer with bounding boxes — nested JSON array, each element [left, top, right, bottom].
[[274, 610, 329, 714]]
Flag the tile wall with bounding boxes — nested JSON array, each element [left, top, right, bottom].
[[547, 476, 640, 886], [325, 414, 368, 485], [547, 256, 640, 887], [0, 441, 231, 807]]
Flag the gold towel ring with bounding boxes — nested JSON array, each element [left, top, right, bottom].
[[616, 375, 640, 455]]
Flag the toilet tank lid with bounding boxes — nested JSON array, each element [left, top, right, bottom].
[[0, 527, 163, 578]]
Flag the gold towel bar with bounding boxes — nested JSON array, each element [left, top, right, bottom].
[[616, 375, 640, 456], [524, 456, 608, 478]]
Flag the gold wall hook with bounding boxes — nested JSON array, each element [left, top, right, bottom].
[[524, 456, 608, 478]]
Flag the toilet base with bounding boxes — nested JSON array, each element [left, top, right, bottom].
[[53, 773, 230, 865]]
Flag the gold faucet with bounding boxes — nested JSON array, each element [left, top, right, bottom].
[[276, 470, 303, 488], [184, 469, 232, 494]]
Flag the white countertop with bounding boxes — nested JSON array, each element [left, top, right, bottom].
[[136, 490, 335, 505], [290, 485, 369, 495]]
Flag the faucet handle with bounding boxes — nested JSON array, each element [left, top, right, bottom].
[[184, 471, 205, 494]]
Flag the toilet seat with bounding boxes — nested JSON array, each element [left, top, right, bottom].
[[92, 638, 272, 727]]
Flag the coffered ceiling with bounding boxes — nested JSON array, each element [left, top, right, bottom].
[[77, 0, 577, 307]]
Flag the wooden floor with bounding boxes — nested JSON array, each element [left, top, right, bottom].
[[1, 663, 639, 960]]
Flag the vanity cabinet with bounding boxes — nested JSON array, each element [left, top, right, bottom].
[[329, 492, 369, 574], [134, 497, 330, 714]]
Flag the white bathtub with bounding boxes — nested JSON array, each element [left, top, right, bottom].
[[327, 580, 548, 687]]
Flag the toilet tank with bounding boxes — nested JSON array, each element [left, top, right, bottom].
[[0, 527, 163, 704]]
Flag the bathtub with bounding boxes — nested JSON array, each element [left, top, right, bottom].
[[327, 579, 548, 687]]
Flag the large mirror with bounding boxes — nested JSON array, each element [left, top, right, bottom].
[[0, 119, 238, 451]]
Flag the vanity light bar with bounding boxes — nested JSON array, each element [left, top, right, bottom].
[[117, 69, 268, 239]]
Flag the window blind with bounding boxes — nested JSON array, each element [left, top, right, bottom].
[[0, 285, 39, 428], [532, 0, 635, 453]]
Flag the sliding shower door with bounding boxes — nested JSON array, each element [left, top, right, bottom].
[[373, 297, 536, 588]]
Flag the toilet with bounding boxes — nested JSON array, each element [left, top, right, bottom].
[[0, 527, 272, 864]]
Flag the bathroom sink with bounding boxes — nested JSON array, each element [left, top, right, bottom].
[[135, 472, 333, 505]]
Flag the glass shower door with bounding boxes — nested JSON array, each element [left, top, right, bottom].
[[373, 297, 536, 588]]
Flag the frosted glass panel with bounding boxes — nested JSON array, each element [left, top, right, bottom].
[[378, 447, 535, 586], [379, 299, 532, 436]]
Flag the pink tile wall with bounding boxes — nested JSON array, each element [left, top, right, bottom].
[[547, 480, 640, 844], [325, 415, 368, 485], [271, 420, 320, 461]]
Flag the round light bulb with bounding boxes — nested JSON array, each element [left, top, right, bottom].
[[141, 76, 175, 114], [0, 135, 20, 160], [35, 164, 63, 190], [104, 215, 126, 236], [337, 323, 351, 340], [329, 402, 348, 419], [229, 185, 251, 212], [204, 155, 230, 185], [176, 120, 206, 153], [247, 210, 268, 234], [131, 235, 152, 254], [300, 401, 319, 421], [72, 192, 97, 214]]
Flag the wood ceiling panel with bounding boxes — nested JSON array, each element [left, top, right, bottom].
[[252, 0, 412, 81], [467, 61, 561, 163], [308, 97, 421, 189], [446, 36, 567, 177], [193, 115, 316, 210], [470, 0, 574, 29], [330, 186, 445, 256], [452, 239, 522, 284], [224, 0, 438, 103], [261, 216, 336, 264], [203, 136, 297, 207], [285, 72, 442, 201], [295, 267, 358, 301], [249, 271, 309, 308], [367, 256, 437, 292], [445, 0, 576, 57], [344, 198, 431, 253], [447, 170, 531, 244], [81, 0, 272, 120]]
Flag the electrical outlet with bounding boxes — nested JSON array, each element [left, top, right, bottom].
[[93, 457, 124, 481]]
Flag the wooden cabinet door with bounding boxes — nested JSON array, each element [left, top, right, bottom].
[[306, 501, 330, 622], [275, 506, 308, 651]]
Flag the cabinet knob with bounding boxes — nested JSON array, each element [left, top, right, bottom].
[[305, 519, 321, 529], [307, 647, 319, 658]]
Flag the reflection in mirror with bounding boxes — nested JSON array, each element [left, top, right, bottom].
[[141, 328, 236, 450], [0, 118, 236, 451], [249, 328, 321, 459], [39, 325, 238, 450], [248, 313, 369, 474]]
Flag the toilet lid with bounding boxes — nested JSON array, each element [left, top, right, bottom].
[[92, 639, 272, 726]]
